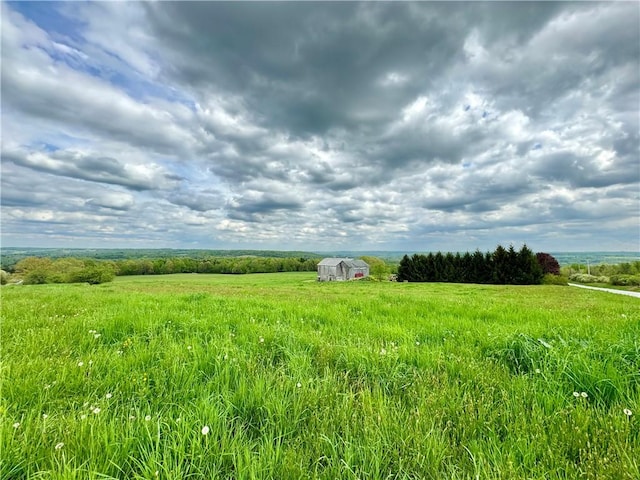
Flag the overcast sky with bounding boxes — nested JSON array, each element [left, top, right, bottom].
[[2, 1, 639, 253]]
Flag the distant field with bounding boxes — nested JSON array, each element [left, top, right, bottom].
[[2, 273, 638, 479]]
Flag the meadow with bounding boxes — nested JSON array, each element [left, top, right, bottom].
[[1, 273, 638, 479]]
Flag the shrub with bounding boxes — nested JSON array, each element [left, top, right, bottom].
[[610, 274, 640, 286], [24, 270, 49, 285], [542, 274, 568, 285], [68, 264, 115, 284], [568, 273, 609, 284]]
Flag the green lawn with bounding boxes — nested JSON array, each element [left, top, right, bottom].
[[2, 273, 638, 479]]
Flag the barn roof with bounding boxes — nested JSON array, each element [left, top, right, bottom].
[[318, 258, 369, 268], [349, 259, 369, 268], [318, 258, 347, 266]]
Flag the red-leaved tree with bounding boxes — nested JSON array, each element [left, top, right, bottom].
[[536, 252, 560, 275]]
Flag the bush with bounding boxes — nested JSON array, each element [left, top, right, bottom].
[[568, 273, 609, 284], [610, 275, 640, 287], [24, 270, 49, 285], [69, 265, 115, 284], [0, 270, 8, 285], [542, 274, 568, 285]]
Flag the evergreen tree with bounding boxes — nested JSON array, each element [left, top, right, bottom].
[[397, 255, 413, 282]]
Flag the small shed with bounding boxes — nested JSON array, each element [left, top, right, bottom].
[[317, 258, 369, 281]]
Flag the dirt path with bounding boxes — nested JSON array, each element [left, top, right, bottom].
[[568, 283, 640, 298]]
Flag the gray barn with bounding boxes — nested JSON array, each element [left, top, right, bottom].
[[317, 258, 369, 281]]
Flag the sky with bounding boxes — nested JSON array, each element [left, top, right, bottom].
[[1, 1, 639, 253]]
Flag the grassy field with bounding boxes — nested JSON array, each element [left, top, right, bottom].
[[1, 273, 638, 479]]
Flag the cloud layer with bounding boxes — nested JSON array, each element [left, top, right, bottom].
[[2, 2, 638, 251]]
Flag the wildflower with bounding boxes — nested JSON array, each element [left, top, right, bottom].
[[129, 415, 136, 421], [12, 422, 20, 429], [78, 361, 84, 367], [94, 333, 101, 339], [80, 414, 87, 420], [581, 392, 588, 399], [105, 393, 113, 399], [145, 415, 151, 421], [380, 348, 387, 355], [116, 350, 123, 355], [187, 345, 192, 350], [415, 341, 420, 346], [296, 382, 302, 388], [55, 442, 64, 450], [44, 384, 51, 390], [42, 414, 48, 420], [535, 368, 541, 374], [92, 407, 101, 415], [201, 425, 210, 435], [573, 392, 580, 398], [88, 360, 93, 366], [89, 330, 96, 334], [259, 337, 264, 343], [624, 408, 633, 417]]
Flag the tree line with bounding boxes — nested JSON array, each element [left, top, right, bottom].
[[397, 245, 552, 284], [5, 256, 319, 285], [113, 256, 318, 276]]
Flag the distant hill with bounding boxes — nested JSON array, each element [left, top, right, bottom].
[[1, 247, 637, 271]]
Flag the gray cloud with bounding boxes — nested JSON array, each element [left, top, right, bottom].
[[1, 2, 638, 251], [3, 147, 177, 191]]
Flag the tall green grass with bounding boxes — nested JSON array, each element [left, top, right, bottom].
[[2, 273, 638, 479]]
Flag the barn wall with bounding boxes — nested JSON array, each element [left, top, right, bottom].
[[318, 264, 339, 281]]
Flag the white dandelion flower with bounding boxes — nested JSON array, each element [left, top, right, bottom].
[[105, 393, 113, 399], [55, 442, 64, 450], [201, 425, 210, 435], [94, 334, 101, 339], [145, 415, 152, 421], [42, 414, 48, 420], [380, 348, 387, 355], [296, 382, 302, 388], [92, 407, 101, 415], [259, 337, 264, 343], [12, 422, 20, 429], [581, 392, 588, 398], [624, 408, 633, 417], [78, 361, 84, 367], [573, 392, 580, 398], [80, 414, 87, 420]]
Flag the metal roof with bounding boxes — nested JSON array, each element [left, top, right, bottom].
[[318, 258, 369, 268], [349, 259, 369, 268]]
